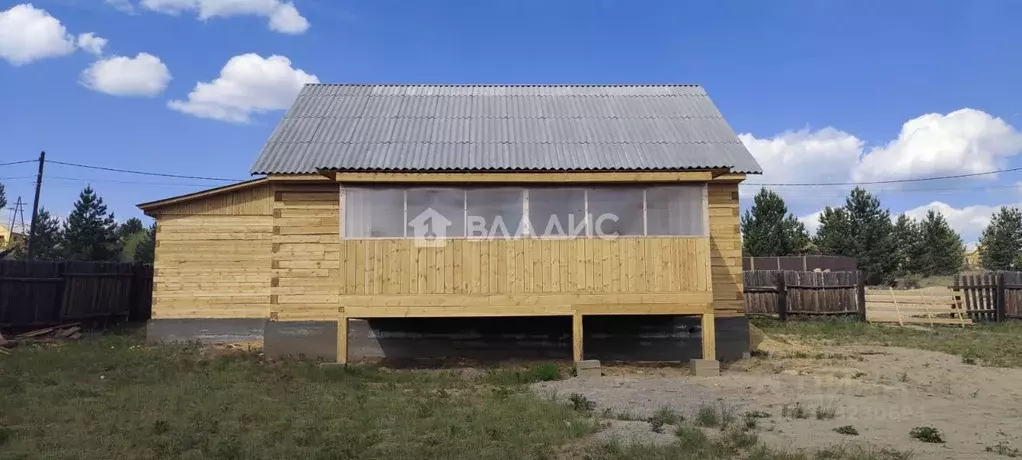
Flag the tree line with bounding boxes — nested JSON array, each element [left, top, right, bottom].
[[741, 187, 967, 285], [0, 184, 154, 264]]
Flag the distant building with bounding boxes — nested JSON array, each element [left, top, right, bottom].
[[0, 223, 26, 248]]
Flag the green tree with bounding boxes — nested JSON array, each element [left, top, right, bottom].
[[892, 214, 924, 276], [24, 208, 63, 260], [979, 207, 1022, 270], [62, 187, 121, 261], [117, 217, 146, 240], [813, 207, 854, 256], [916, 210, 965, 276], [133, 222, 156, 264], [118, 217, 149, 262], [844, 188, 897, 285], [741, 189, 811, 257], [0, 181, 7, 217]]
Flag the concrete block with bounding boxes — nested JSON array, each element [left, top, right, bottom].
[[575, 359, 601, 378], [689, 359, 720, 377]]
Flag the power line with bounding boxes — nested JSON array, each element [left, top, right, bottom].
[[47, 160, 247, 182], [0, 159, 36, 167], [47, 175, 227, 187], [744, 166, 1022, 187]]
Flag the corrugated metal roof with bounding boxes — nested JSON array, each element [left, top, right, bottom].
[[250, 84, 762, 174]]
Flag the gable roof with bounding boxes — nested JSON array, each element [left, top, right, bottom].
[[250, 84, 762, 175]]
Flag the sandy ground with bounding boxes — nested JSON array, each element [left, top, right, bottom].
[[532, 346, 1022, 459]]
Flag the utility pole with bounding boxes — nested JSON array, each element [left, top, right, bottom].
[[27, 151, 45, 260]]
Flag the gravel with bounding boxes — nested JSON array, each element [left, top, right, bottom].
[[591, 420, 679, 446], [530, 376, 744, 421]]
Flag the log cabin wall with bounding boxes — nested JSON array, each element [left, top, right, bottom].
[[150, 183, 273, 319]]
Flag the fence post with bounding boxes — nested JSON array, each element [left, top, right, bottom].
[[995, 271, 1006, 322], [775, 271, 788, 321], [856, 270, 867, 322]]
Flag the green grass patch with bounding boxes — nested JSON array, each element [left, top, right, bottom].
[[909, 426, 945, 444], [752, 317, 1022, 368], [0, 335, 594, 460]]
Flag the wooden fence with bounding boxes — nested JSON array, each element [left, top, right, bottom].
[[744, 270, 864, 320], [951, 272, 1022, 322], [0, 260, 152, 329]]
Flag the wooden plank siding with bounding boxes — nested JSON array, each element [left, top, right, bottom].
[[270, 183, 342, 320], [151, 183, 273, 319], [149, 176, 748, 322], [708, 182, 744, 317]]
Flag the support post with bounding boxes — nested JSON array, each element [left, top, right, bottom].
[[995, 272, 1006, 322], [775, 271, 788, 321], [701, 312, 716, 361], [337, 307, 348, 365], [27, 151, 45, 260], [572, 311, 583, 362], [856, 270, 867, 322]]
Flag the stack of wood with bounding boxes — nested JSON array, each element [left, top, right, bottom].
[[0, 324, 83, 354]]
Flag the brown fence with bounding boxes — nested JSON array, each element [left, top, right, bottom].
[[744, 270, 864, 320], [951, 272, 1022, 322], [743, 256, 857, 272], [0, 260, 152, 329]]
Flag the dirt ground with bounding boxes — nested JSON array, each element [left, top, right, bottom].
[[533, 345, 1022, 459]]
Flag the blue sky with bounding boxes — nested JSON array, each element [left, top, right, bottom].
[[2, 0, 1021, 244]]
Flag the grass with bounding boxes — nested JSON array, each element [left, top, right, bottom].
[[752, 317, 1022, 368], [815, 404, 838, 420], [908, 426, 945, 444], [782, 402, 809, 419], [0, 333, 595, 460], [695, 401, 737, 428], [834, 425, 860, 436]]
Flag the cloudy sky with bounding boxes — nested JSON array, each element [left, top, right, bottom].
[[1, 0, 1021, 245]]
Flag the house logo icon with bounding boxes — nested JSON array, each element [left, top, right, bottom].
[[408, 207, 452, 247]]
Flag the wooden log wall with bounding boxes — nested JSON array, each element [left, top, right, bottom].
[[270, 184, 342, 321], [151, 183, 273, 319], [708, 182, 744, 317]]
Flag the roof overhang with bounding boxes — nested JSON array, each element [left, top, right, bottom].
[[318, 168, 731, 184]]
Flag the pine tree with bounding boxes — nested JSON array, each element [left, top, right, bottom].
[[892, 214, 924, 276], [916, 210, 965, 276], [62, 187, 121, 261], [133, 222, 156, 264], [813, 207, 854, 256], [844, 188, 897, 285], [117, 217, 146, 240], [0, 181, 7, 216], [979, 207, 1022, 270], [24, 208, 63, 260], [118, 217, 149, 262], [741, 189, 811, 257]]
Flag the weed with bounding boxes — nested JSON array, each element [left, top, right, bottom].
[[781, 402, 809, 419], [909, 426, 945, 443], [963, 356, 977, 365], [648, 418, 665, 433], [674, 425, 708, 449], [815, 444, 915, 460], [723, 427, 759, 450], [833, 425, 859, 436], [898, 371, 909, 382], [986, 441, 1021, 457], [568, 393, 596, 414], [852, 372, 868, 379], [649, 407, 683, 425], [971, 389, 980, 398], [814, 404, 837, 420], [694, 401, 737, 428], [742, 411, 769, 431], [530, 363, 560, 382], [486, 362, 561, 385]]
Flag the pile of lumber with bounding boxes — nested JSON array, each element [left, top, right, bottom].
[[0, 324, 83, 354]]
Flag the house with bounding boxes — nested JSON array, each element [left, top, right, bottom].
[[139, 84, 762, 366]]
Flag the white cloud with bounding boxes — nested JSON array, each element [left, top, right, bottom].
[[76, 32, 107, 56], [80, 53, 172, 97], [799, 210, 824, 236], [105, 0, 137, 13], [901, 201, 1014, 242], [168, 53, 317, 123], [853, 109, 1022, 182], [738, 128, 862, 199], [0, 4, 77, 65], [140, 0, 309, 34]]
